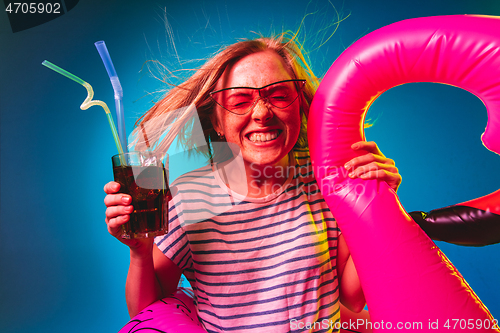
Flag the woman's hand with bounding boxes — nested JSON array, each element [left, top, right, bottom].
[[104, 181, 154, 256], [344, 141, 402, 192]]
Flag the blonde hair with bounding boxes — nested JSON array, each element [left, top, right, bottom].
[[132, 33, 320, 162]]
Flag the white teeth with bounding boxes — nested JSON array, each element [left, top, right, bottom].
[[249, 130, 279, 142]]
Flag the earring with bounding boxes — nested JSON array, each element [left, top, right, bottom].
[[217, 132, 225, 139]]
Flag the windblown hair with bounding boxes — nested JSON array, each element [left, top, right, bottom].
[[131, 33, 320, 162]]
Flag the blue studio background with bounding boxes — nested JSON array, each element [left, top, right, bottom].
[[1, 0, 499, 331]]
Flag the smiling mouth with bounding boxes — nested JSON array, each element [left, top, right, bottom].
[[247, 130, 282, 143]]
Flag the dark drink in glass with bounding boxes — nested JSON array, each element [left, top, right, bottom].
[[112, 152, 170, 239]]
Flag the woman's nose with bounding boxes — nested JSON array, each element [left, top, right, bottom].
[[251, 98, 274, 122]]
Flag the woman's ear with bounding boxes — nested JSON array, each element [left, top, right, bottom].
[[209, 111, 223, 137]]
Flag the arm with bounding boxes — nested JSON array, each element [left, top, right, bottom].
[[337, 233, 366, 313], [125, 244, 182, 317], [104, 181, 182, 317]]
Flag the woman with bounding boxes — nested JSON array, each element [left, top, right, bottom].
[[104, 35, 401, 332]]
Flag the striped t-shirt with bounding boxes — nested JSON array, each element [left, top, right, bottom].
[[155, 149, 341, 332]]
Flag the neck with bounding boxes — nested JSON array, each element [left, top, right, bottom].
[[217, 153, 293, 198]]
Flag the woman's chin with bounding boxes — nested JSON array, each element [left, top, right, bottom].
[[242, 150, 290, 170]]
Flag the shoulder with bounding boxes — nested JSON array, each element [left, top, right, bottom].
[[170, 164, 219, 194], [292, 147, 311, 163], [172, 164, 215, 185], [290, 148, 314, 181], [287, 148, 331, 207], [168, 164, 220, 217], [169, 163, 238, 226]]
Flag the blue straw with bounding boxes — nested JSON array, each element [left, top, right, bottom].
[[95, 41, 128, 153]]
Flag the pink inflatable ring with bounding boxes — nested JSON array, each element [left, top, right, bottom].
[[309, 15, 499, 331], [119, 288, 206, 332]]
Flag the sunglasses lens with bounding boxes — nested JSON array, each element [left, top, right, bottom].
[[212, 89, 257, 114], [262, 81, 302, 109]]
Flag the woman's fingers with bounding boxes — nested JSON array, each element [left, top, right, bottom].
[[104, 193, 132, 207], [104, 180, 134, 237], [104, 181, 121, 194], [104, 193, 133, 228], [106, 204, 133, 220], [104, 197, 133, 236], [351, 141, 383, 156], [358, 167, 401, 183], [107, 214, 129, 234], [345, 153, 395, 170], [346, 141, 402, 192], [103, 181, 153, 250], [347, 162, 401, 192], [347, 161, 398, 178]]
